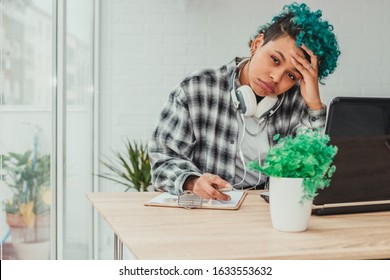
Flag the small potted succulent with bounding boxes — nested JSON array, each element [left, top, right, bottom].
[[249, 129, 338, 232]]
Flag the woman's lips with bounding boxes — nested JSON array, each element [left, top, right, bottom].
[[258, 79, 275, 94]]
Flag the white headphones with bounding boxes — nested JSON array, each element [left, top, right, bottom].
[[229, 59, 286, 190], [230, 60, 284, 120], [231, 85, 280, 118]]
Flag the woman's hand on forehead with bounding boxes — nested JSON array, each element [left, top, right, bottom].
[[290, 44, 322, 110]]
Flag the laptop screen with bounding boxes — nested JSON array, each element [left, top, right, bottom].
[[314, 97, 390, 205]]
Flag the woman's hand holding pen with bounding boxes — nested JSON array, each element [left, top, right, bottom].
[[184, 173, 232, 201], [290, 44, 323, 111]]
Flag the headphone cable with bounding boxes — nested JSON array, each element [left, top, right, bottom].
[[232, 113, 248, 190], [232, 113, 263, 190]]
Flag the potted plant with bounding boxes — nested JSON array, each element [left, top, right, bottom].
[[249, 129, 338, 232], [99, 140, 151, 192], [2, 150, 51, 259]]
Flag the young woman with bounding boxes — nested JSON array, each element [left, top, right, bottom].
[[148, 3, 340, 201]]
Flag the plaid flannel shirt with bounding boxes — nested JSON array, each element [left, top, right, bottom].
[[148, 57, 326, 195]]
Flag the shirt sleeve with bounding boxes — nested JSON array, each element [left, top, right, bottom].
[[148, 86, 202, 195], [268, 86, 328, 146], [299, 104, 327, 130]]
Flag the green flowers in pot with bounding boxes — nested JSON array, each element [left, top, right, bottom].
[[249, 129, 338, 201]]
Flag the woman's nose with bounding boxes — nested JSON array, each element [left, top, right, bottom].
[[270, 69, 284, 83]]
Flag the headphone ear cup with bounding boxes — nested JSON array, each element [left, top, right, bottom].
[[230, 88, 240, 109], [254, 96, 278, 118], [236, 85, 257, 116]]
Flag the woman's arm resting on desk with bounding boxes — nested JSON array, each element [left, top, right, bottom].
[[149, 87, 203, 196]]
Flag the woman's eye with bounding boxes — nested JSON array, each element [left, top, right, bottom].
[[271, 56, 280, 65], [287, 72, 296, 81]]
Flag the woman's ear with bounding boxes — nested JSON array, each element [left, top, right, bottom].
[[251, 34, 265, 55]]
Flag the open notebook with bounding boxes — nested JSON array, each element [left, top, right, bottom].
[[145, 190, 247, 210]]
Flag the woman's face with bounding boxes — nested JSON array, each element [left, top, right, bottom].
[[244, 34, 305, 97]]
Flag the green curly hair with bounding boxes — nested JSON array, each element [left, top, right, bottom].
[[249, 2, 340, 83]]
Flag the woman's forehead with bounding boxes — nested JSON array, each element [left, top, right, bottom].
[[267, 36, 305, 56]]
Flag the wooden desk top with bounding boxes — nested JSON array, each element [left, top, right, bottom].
[[87, 191, 390, 260]]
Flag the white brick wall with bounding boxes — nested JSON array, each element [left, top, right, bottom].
[[100, 0, 390, 154], [98, 0, 390, 257]]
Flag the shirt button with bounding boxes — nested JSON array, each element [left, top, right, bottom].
[[227, 175, 232, 179], [230, 139, 235, 144], [311, 117, 318, 122]]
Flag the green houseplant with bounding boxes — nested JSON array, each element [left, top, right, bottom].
[[248, 129, 338, 232], [99, 140, 151, 192], [2, 149, 51, 259], [249, 129, 338, 201], [3, 150, 51, 226]]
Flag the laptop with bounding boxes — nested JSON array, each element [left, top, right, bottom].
[[312, 96, 390, 215]]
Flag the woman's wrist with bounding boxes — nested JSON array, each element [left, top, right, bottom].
[[183, 176, 199, 191], [305, 100, 323, 110]]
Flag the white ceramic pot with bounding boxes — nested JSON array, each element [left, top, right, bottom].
[[269, 177, 312, 232]]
